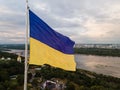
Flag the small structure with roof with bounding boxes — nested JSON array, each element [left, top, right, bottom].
[[1, 56, 5, 60], [17, 55, 22, 62]]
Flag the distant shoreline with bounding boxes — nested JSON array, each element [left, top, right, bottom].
[[1, 44, 120, 57], [74, 48, 120, 57]]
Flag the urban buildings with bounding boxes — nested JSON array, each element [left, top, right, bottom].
[[75, 44, 120, 49]]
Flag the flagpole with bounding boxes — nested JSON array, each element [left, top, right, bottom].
[[24, 0, 29, 90]]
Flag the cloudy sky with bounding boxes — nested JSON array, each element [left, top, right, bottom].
[[0, 0, 120, 44]]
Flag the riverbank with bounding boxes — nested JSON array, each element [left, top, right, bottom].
[[1, 49, 120, 78], [0, 50, 120, 89], [0, 59, 120, 90], [1, 44, 120, 57], [28, 64, 120, 90], [74, 48, 120, 57]]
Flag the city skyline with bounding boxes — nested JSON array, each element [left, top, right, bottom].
[[0, 0, 120, 44]]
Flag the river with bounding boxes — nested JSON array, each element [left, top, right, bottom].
[[4, 49, 120, 78], [75, 54, 120, 78]]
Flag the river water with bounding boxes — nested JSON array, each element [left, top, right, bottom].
[[75, 54, 120, 78], [4, 49, 120, 78]]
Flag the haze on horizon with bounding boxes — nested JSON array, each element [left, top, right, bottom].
[[0, 0, 120, 44]]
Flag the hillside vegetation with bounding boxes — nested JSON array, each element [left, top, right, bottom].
[[28, 65, 120, 90]]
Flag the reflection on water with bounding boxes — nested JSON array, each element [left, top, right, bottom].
[[75, 54, 120, 78]]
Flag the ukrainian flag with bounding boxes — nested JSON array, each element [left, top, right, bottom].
[[29, 10, 76, 71]]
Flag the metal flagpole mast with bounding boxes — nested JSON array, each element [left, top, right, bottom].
[[24, 0, 29, 90]]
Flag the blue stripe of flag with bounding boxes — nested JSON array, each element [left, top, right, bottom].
[[29, 10, 75, 54]]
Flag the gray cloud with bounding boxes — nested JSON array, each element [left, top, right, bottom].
[[0, 0, 120, 44]]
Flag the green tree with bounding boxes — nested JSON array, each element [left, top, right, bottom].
[[0, 70, 9, 82], [17, 75, 24, 85], [0, 84, 5, 90], [32, 79, 38, 87], [9, 81, 18, 90], [65, 82, 75, 90], [91, 85, 105, 90]]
